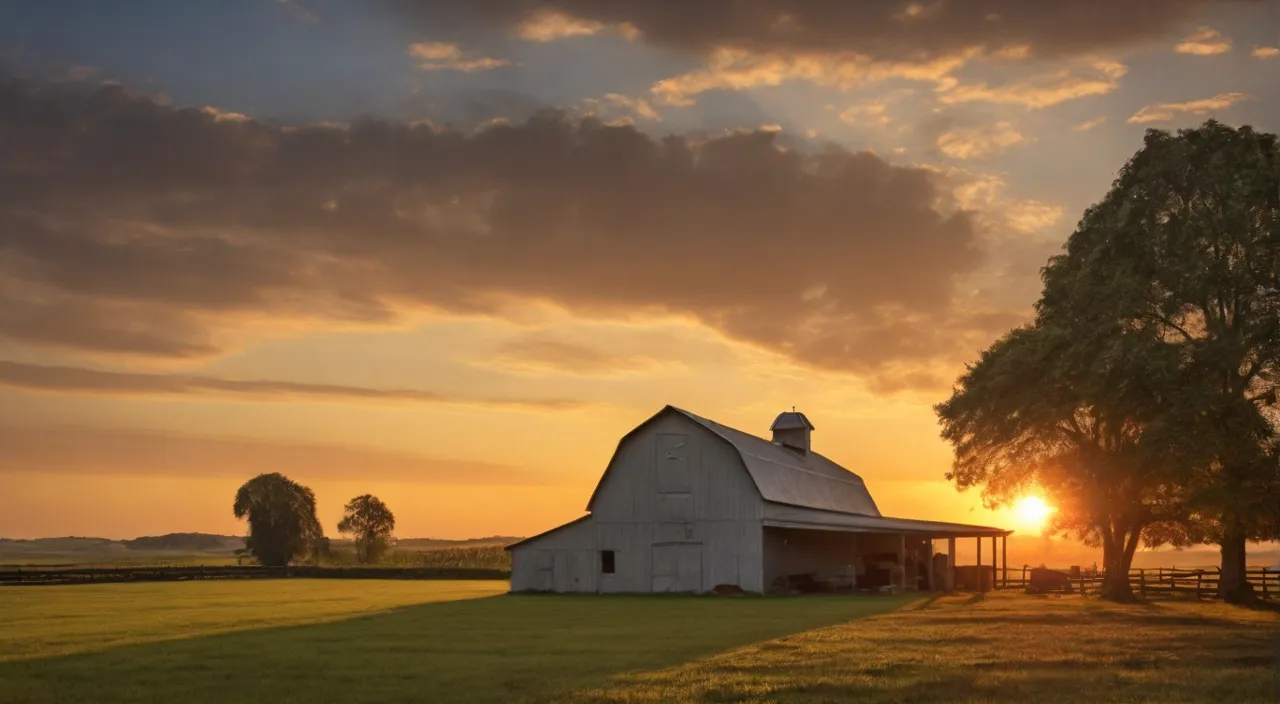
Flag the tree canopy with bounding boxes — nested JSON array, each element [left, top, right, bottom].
[[337, 494, 396, 564], [937, 120, 1280, 602], [232, 473, 325, 567]]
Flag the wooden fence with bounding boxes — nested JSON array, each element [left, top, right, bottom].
[[0, 565, 510, 586], [990, 565, 1276, 600]]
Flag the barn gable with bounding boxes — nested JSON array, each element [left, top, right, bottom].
[[586, 405, 881, 517]]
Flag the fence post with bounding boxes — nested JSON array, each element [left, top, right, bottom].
[[1022, 565, 1027, 589], [1195, 571, 1203, 600], [1139, 569, 1146, 599], [1262, 568, 1268, 599]]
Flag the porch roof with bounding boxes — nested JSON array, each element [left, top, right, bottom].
[[763, 502, 1012, 538]]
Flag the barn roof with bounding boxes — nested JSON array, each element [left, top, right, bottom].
[[587, 405, 881, 517]]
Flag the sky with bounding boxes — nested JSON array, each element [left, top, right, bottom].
[[0, 0, 1278, 545]]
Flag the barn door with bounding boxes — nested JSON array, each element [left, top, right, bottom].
[[534, 550, 554, 591], [651, 543, 702, 593]]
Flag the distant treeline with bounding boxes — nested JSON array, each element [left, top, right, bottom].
[[0, 533, 521, 555]]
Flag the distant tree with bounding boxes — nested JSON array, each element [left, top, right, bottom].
[[232, 473, 325, 567], [337, 494, 396, 564]]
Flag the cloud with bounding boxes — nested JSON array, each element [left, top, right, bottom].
[[1002, 200, 1064, 235], [936, 122, 1027, 159], [0, 79, 993, 391], [408, 42, 511, 72], [937, 60, 1128, 109], [0, 361, 588, 410], [385, 1, 1255, 62], [201, 106, 251, 123], [276, 0, 319, 23], [650, 47, 968, 106], [1253, 46, 1280, 58], [838, 99, 892, 127], [488, 338, 669, 376], [514, 9, 603, 42], [580, 93, 661, 123], [65, 65, 99, 81], [1071, 117, 1107, 132], [0, 424, 547, 485], [1127, 91, 1252, 123], [1175, 26, 1231, 54]]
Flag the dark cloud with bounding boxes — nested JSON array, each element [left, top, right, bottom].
[[385, 0, 1256, 60], [0, 361, 590, 409], [0, 424, 550, 485], [0, 79, 993, 389]]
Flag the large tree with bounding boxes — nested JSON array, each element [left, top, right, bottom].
[[1041, 121, 1280, 602], [337, 494, 396, 564], [936, 318, 1188, 602], [232, 473, 325, 567], [937, 120, 1280, 602]]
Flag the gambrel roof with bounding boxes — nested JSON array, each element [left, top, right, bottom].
[[587, 405, 881, 517]]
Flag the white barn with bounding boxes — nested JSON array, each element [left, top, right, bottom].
[[507, 406, 1010, 594]]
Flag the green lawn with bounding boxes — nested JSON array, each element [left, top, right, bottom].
[[0, 581, 1275, 704]]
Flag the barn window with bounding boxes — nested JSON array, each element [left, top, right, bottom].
[[601, 550, 616, 574]]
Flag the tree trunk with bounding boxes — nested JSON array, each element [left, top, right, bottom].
[[1217, 523, 1254, 604], [1099, 526, 1140, 602]]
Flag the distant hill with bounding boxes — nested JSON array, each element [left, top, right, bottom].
[[122, 533, 245, 552], [0, 536, 125, 553], [0, 534, 524, 566]]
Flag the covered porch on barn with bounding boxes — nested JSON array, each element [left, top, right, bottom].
[[761, 504, 1012, 595]]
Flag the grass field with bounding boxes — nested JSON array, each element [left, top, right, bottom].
[[1, 582, 1276, 704]]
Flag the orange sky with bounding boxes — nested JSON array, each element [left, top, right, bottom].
[[1, 1, 1277, 564]]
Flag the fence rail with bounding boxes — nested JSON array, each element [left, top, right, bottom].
[[990, 565, 1275, 600], [0, 565, 510, 586]]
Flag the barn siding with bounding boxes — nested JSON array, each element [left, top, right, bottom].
[[567, 413, 765, 593], [508, 517, 597, 593]]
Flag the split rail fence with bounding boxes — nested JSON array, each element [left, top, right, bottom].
[[990, 565, 1276, 600]]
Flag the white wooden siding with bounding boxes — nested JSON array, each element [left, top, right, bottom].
[[508, 517, 596, 593], [513, 413, 765, 593]]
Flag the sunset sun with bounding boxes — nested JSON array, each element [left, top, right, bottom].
[[1013, 495, 1055, 532]]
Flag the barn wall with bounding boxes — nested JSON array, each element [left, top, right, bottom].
[[509, 517, 597, 593], [585, 412, 766, 593]]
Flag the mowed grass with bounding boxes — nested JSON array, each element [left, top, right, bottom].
[[0, 579, 504, 661], [0, 583, 1276, 704]]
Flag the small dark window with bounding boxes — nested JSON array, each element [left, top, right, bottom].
[[601, 550, 616, 574]]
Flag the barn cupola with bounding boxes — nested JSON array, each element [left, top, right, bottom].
[[770, 410, 814, 454]]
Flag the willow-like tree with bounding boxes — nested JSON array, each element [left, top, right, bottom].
[[338, 494, 396, 564], [232, 473, 325, 567], [1042, 121, 1280, 603]]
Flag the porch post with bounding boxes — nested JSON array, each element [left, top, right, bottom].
[[897, 533, 907, 592], [1001, 534, 1008, 587], [991, 535, 998, 591], [976, 536, 983, 592], [946, 537, 956, 592], [925, 538, 935, 591]]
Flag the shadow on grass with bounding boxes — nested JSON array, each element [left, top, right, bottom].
[[565, 594, 1280, 704], [0, 593, 913, 704]]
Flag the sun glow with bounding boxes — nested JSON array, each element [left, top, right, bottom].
[[1012, 495, 1055, 532]]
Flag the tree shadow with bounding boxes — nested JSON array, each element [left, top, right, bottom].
[[0, 592, 911, 704], [563, 595, 1280, 704]]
